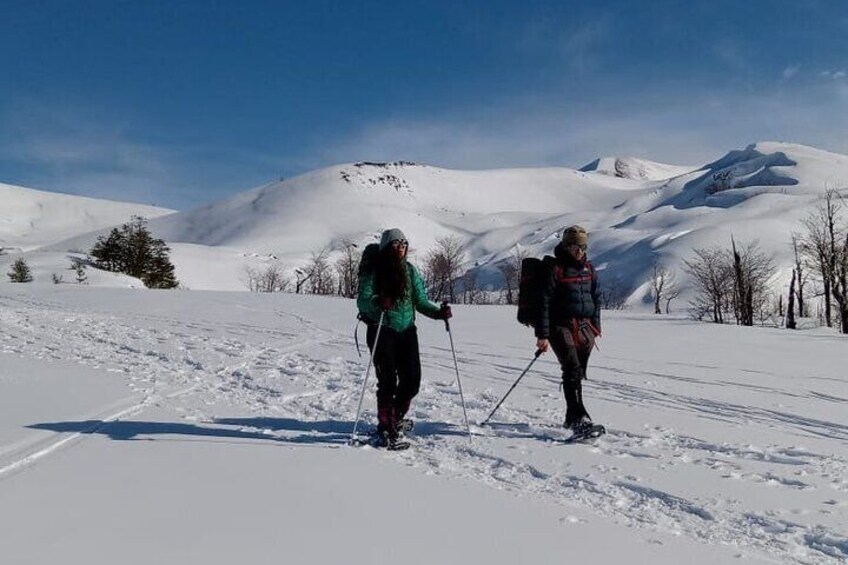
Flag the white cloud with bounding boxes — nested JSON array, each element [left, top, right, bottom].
[[820, 69, 847, 79], [783, 65, 801, 80], [314, 84, 848, 174], [516, 14, 614, 74], [712, 39, 750, 74], [0, 103, 290, 209]]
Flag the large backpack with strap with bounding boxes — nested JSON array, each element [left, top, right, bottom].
[[356, 243, 381, 322], [517, 256, 554, 327], [358, 243, 381, 279], [354, 243, 382, 354]]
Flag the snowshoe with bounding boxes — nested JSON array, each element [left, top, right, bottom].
[[376, 430, 411, 451], [565, 421, 606, 443]]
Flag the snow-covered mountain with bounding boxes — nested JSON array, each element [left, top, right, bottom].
[[580, 156, 696, 181], [3, 142, 847, 302], [0, 181, 174, 252]]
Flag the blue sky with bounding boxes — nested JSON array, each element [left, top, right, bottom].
[[2, 0, 848, 209]]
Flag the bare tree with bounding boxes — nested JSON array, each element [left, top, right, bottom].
[[800, 188, 848, 332], [305, 248, 335, 295], [650, 259, 680, 314], [664, 282, 682, 314], [424, 235, 465, 302], [790, 233, 808, 318], [461, 269, 489, 305], [730, 238, 776, 326], [244, 262, 290, 293], [335, 239, 360, 298], [836, 230, 848, 333], [683, 246, 734, 323], [786, 269, 797, 329], [598, 274, 629, 310], [497, 246, 529, 305]]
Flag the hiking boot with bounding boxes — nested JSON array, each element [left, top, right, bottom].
[[376, 429, 410, 450], [565, 415, 593, 432], [377, 428, 397, 446], [397, 418, 414, 435]]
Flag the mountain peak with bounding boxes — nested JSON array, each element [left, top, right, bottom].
[[579, 156, 695, 181]]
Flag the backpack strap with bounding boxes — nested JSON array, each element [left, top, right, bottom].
[[354, 313, 365, 357]]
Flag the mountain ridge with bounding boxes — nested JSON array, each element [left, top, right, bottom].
[[2, 141, 846, 305]]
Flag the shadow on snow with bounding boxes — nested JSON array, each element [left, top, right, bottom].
[[27, 417, 468, 446]]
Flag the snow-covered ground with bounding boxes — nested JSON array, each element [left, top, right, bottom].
[[1, 285, 845, 564]]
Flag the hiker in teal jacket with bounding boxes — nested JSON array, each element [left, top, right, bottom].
[[357, 228, 451, 446]]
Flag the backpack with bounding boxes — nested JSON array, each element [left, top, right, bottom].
[[516, 256, 553, 327], [357, 243, 381, 278], [354, 243, 382, 354]]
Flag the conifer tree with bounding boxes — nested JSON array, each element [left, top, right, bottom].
[[90, 216, 179, 289], [7, 257, 33, 283]]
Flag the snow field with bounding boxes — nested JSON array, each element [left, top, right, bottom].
[[0, 287, 845, 563]]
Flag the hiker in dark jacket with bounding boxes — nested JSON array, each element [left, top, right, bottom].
[[535, 225, 602, 431], [357, 228, 452, 447]]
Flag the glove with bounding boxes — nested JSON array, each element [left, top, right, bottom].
[[438, 304, 452, 320], [379, 296, 395, 311]]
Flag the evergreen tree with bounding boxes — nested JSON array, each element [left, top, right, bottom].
[[7, 257, 33, 283], [89, 216, 179, 289], [144, 239, 179, 289], [90, 228, 127, 272], [70, 258, 88, 284]]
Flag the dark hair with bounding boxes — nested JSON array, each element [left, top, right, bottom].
[[375, 247, 408, 302]]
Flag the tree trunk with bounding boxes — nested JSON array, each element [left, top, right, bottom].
[[786, 269, 797, 329], [824, 279, 833, 327]]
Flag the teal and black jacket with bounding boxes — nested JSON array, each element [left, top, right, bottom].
[[357, 262, 441, 333]]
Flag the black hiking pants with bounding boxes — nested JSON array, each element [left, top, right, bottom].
[[366, 324, 421, 434], [549, 320, 595, 426]]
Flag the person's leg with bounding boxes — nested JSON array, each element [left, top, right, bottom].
[[393, 326, 422, 423], [367, 324, 399, 436], [549, 325, 590, 427]]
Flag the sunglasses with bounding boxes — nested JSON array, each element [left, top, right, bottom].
[[391, 239, 409, 248], [567, 244, 587, 251]]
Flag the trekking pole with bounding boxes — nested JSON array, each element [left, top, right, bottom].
[[350, 310, 385, 444], [480, 349, 543, 426], [442, 302, 472, 440]]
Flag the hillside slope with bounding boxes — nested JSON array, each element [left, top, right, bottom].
[[0, 182, 174, 252]]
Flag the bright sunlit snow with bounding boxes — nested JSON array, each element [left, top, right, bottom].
[[4, 141, 847, 303], [0, 286, 845, 564], [1, 141, 846, 564]]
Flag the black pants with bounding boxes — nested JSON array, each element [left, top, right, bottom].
[[549, 321, 595, 425], [366, 324, 421, 434]]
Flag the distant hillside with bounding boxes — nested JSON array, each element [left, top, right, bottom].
[[5, 143, 848, 307], [579, 156, 695, 181], [0, 182, 174, 252]]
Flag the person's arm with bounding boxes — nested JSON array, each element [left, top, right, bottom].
[[356, 274, 381, 321], [409, 265, 442, 319], [591, 268, 602, 336]]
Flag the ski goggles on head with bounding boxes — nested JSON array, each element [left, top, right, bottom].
[[390, 239, 409, 248]]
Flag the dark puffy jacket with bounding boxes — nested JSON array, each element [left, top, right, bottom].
[[535, 244, 601, 339]]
